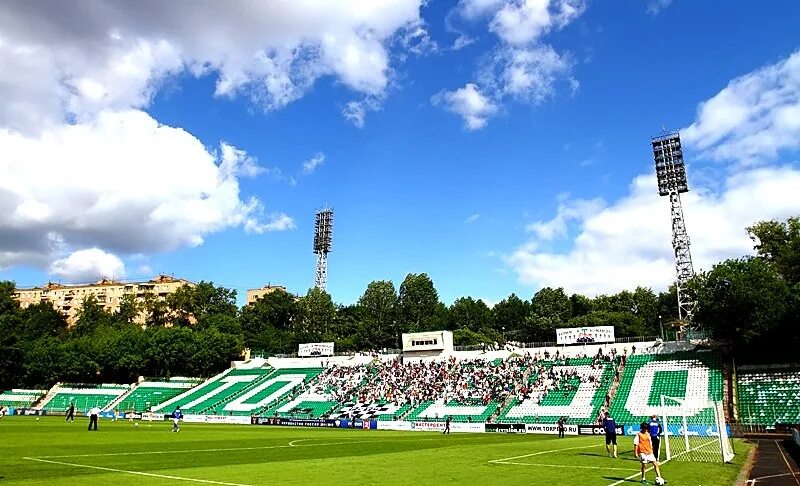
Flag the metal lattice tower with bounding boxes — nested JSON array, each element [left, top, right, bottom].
[[652, 132, 698, 326], [313, 208, 333, 291]]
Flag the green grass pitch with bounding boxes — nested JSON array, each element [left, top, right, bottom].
[[0, 416, 751, 485]]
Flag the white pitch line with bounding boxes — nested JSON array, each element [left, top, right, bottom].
[[35, 440, 380, 459], [489, 443, 603, 464], [496, 461, 632, 471], [23, 457, 251, 486], [775, 440, 800, 486], [606, 437, 722, 486]]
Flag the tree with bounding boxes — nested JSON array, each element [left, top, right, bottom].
[[492, 293, 531, 335], [240, 288, 298, 354], [448, 297, 492, 332], [398, 273, 440, 333], [569, 293, 593, 319], [695, 257, 795, 360], [295, 287, 336, 342], [17, 302, 67, 342], [0, 336, 24, 388], [72, 295, 115, 336], [167, 281, 238, 327], [356, 280, 399, 349], [748, 216, 800, 285], [531, 287, 572, 325]]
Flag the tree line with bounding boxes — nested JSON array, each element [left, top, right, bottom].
[[0, 216, 797, 388]]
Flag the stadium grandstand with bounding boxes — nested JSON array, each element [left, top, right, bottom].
[[0, 389, 46, 409], [39, 384, 129, 413], [736, 364, 800, 426]]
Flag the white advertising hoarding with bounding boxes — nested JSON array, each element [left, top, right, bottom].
[[556, 326, 615, 345], [298, 342, 334, 357]]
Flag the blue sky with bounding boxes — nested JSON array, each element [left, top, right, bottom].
[[1, 1, 800, 306]]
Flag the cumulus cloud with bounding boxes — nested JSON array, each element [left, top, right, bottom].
[[302, 153, 326, 174], [506, 50, 800, 295], [436, 0, 585, 129], [0, 109, 289, 273], [506, 167, 800, 296], [0, 0, 428, 133], [432, 83, 498, 130], [682, 50, 800, 163], [50, 248, 126, 282]]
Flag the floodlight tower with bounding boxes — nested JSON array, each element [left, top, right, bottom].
[[313, 208, 333, 291], [652, 131, 697, 327]]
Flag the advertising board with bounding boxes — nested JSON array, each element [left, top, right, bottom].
[[556, 326, 615, 345], [526, 423, 579, 435]]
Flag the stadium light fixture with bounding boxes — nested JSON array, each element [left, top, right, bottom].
[[652, 131, 697, 329], [313, 207, 334, 291]]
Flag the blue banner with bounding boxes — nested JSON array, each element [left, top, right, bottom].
[[335, 419, 377, 430], [623, 423, 731, 438]]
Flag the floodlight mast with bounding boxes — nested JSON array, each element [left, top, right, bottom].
[[652, 131, 698, 329], [313, 208, 333, 291]]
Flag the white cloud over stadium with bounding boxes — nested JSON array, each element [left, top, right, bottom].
[[0, 0, 428, 280], [506, 50, 800, 295]]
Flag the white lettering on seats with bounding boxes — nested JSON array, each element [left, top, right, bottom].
[[624, 360, 709, 418], [505, 365, 601, 419], [183, 376, 259, 410], [224, 374, 307, 412]]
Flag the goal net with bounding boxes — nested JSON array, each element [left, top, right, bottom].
[[661, 396, 734, 463]]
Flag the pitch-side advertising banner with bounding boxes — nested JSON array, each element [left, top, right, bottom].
[[578, 424, 625, 435], [556, 326, 615, 345], [526, 423, 579, 435], [298, 342, 335, 357]]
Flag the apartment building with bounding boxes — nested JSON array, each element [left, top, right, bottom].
[[13, 275, 192, 326], [245, 285, 288, 305]]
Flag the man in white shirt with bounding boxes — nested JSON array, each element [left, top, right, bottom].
[[88, 406, 101, 431]]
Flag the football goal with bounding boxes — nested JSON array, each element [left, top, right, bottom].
[[660, 396, 735, 463]]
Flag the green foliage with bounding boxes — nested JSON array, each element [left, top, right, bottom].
[[748, 216, 800, 285], [695, 257, 797, 361], [0, 214, 797, 386], [448, 297, 491, 332], [398, 273, 439, 333]]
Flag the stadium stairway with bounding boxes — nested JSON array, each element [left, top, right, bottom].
[[33, 383, 62, 409]]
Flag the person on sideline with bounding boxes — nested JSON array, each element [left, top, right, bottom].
[[603, 412, 618, 458], [172, 408, 183, 432], [443, 416, 451, 435], [88, 405, 100, 431], [634, 422, 665, 484], [65, 402, 75, 422], [648, 414, 664, 460]]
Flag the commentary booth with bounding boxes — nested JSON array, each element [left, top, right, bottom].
[[401, 330, 453, 362]]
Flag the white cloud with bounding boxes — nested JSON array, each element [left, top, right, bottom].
[[50, 248, 126, 282], [436, 0, 585, 128], [0, 0, 428, 134], [302, 153, 326, 174], [489, 0, 586, 46], [682, 50, 800, 163], [0, 109, 290, 273], [646, 0, 673, 15], [466, 213, 481, 224], [343, 95, 385, 128], [506, 166, 800, 296], [433, 83, 498, 130], [245, 213, 296, 234], [480, 45, 573, 103]]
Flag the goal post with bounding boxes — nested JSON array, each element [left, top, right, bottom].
[[660, 396, 734, 463]]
